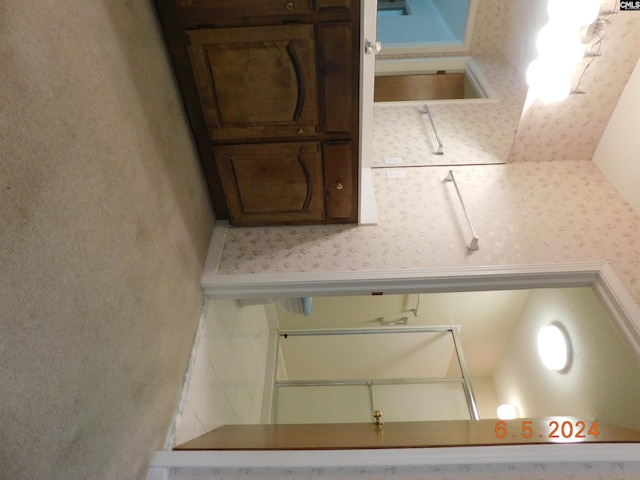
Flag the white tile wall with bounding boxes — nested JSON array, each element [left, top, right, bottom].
[[173, 299, 271, 446]]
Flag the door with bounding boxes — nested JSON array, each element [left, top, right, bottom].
[[187, 25, 319, 140], [274, 382, 471, 425], [272, 328, 475, 425], [215, 142, 324, 225]]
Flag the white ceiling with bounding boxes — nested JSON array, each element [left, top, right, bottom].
[[276, 290, 531, 379]]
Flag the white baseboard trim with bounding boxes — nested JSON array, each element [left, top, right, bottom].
[[148, 443, 640, 470], [201, 221, 228, 283]]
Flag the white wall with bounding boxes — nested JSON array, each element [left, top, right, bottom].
[[276, 291, 530, 378], [593, 56, 640, 217], [492, 287, 640, 430], [471, 376, 500, 419]]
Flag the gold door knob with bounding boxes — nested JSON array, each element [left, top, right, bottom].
[[373, 410, 383, 425], [285, 1, 294, 11], [297, 128, 304, 135], [335, 182, 343, 190]]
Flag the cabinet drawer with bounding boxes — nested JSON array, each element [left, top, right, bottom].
[[324, 141, 356, 221], [177, 0, 313, 19], [215, 142, 324, 225]]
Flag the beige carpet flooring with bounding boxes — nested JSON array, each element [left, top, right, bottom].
[[0, 1, 214, 478]]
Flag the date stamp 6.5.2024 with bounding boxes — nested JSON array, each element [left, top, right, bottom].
[[495, 419, 599, 440]]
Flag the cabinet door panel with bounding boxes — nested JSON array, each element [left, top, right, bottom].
[[323, 141, 356, 221], [215, 142, 324, 225], [318, 23, 353, 134], [188, 25, 318, 140]]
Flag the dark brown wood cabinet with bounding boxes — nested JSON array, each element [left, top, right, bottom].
[[153, 0, 360, 225]]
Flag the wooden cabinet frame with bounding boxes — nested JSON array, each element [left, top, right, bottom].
[[152, 0, 360, 225]]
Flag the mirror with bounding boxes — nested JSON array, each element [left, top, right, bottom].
[[270, 287, 640, 432], [371, 0, 545, 167]]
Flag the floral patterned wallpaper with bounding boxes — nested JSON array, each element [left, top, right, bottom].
[[470, 0, 514, 55], [217, 160, 640, 306]]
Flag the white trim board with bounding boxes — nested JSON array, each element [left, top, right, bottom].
[[202, 260, 640, 374], [203, 262, 605, 299], [149, 443, 640, 470], [201, 221, 228, 277]]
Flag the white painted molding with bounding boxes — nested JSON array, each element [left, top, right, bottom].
[[592, 262, 640, 359], [149, 443, 640, 470], [359, 167, 378, 225], [201, 261, 639, 352], [263, 302, 279, 331], [260, 325, 279, 424], [145, 466, 169, 480], [201, 221, 228, 283], [202, 262, 604, 299]]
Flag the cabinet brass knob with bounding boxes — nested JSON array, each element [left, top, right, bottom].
[[297, 128, 304, 135], [285, 1, 294, 11], [336, 182, 343, 190]]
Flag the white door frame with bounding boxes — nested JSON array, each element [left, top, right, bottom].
[[202, 260, 640, 358], [146, 262, 640, 476]]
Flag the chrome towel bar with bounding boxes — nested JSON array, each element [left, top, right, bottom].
[[443, 170, 479, 251], [422, 105, 444, 155]]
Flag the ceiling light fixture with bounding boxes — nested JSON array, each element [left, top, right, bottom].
[[526, 0, 618, 104], [537, 324, 571, 371]]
